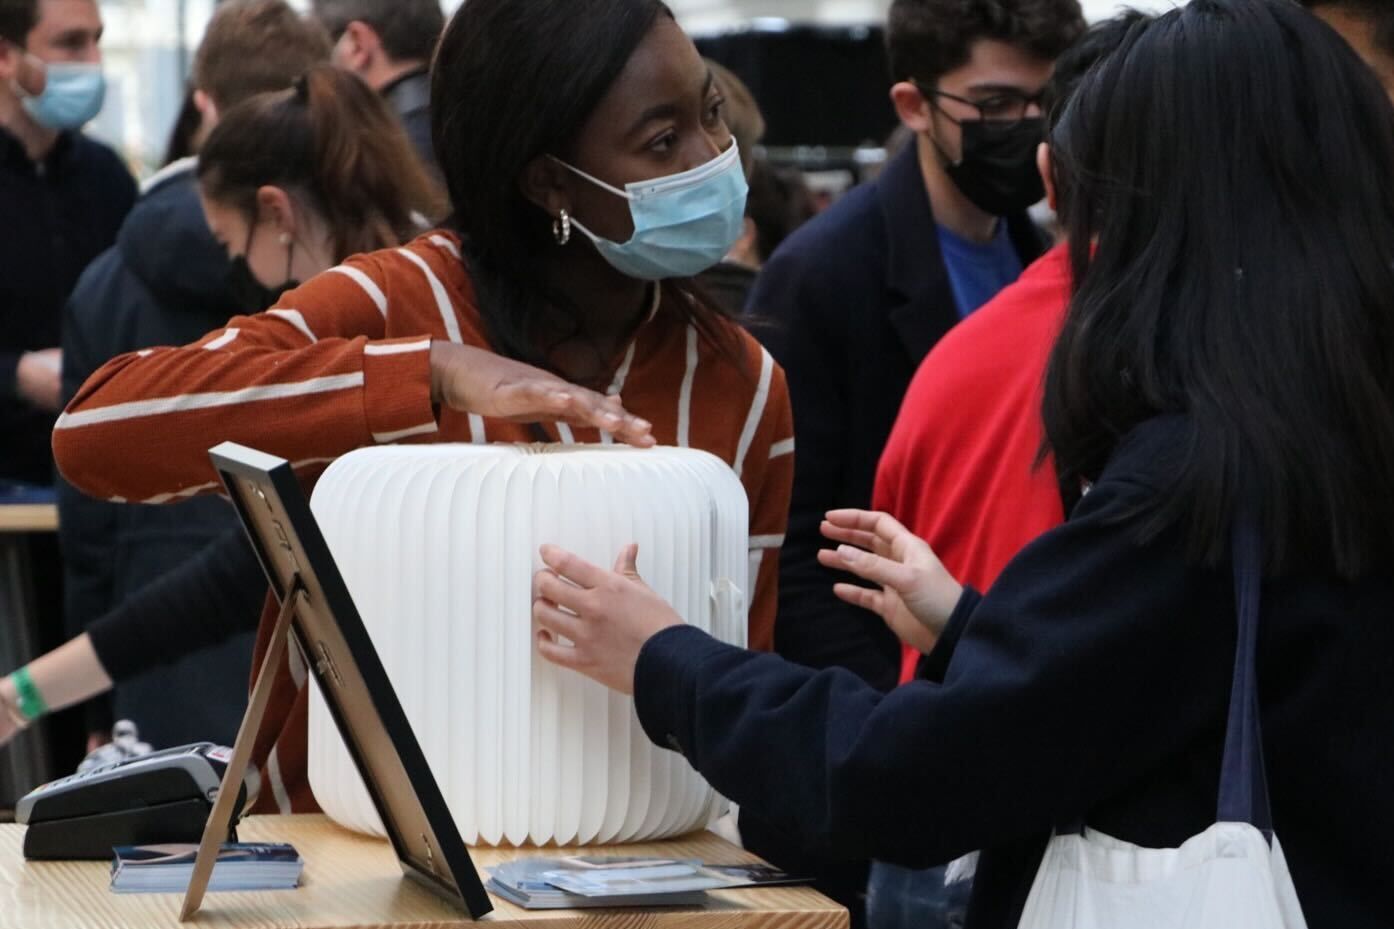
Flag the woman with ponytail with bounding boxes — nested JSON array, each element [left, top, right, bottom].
[[0, 65, 444, 762], [198, 63, 444, 310]]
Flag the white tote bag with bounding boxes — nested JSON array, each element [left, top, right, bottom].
[[1017, 521, 1309, 929]]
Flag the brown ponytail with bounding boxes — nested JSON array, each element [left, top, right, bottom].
[[199, 64, 445, 259]]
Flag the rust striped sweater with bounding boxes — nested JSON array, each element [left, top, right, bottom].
[[54, 230, 794, 814]]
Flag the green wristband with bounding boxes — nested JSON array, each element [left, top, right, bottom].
[[10, 667, 46, 722]]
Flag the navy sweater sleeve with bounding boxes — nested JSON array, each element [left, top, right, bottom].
[[633, 472, 1234, 868], [86, 526, 268, 683]]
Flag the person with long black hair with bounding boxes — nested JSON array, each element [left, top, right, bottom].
[[51, 0, 793, 815], [529, 2, 1394, 926]]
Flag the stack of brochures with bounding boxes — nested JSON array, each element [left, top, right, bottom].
[[486, 855, 805, 909], [110, 843, 303, 894]]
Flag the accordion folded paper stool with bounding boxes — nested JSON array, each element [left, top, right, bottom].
[[306, 444, 750, 846]]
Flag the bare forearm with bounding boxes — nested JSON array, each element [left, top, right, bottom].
[[2, 634, 114, 715]]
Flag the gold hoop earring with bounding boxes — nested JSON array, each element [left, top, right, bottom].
[[553, 209, 571, 246]]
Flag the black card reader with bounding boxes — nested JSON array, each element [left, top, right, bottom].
[[14, 742, 260, 860]]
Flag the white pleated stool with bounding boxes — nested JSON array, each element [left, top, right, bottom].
[[306, 444, 749, 846]]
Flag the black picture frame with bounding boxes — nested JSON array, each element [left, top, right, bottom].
[[209, 442, 493, 919]]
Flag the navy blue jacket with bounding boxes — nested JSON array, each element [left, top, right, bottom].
[[745, 144, 1046, 693], [0, 127, 135, 483], [635, 417, 1393, 929], [58, 162, 255, 749]]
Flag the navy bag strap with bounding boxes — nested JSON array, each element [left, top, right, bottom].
[[1217, 517, 1274, 836]]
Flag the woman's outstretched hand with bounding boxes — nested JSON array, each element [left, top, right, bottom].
[[533, 544, 683, 694], [430, 342, 656, 447], [818, 509, 963, 654]]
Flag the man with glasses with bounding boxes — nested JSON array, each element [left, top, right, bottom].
[[740, 2, 1083, 927]]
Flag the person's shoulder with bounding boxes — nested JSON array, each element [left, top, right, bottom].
[[332, 229, 465, 287], [1095, 415, 1191, 496], [931, 244, 1071, 356], [683, 306, 777, 382], [764, 179, 882, 270], [70, 132, 134, 183], [66, 242, 129, 323], [747, 182, 885, 325], [365, 229, 486, 338]]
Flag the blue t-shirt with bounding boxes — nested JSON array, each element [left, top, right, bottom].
[[936, 221, 1023, 319]]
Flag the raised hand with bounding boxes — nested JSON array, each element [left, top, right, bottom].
[[818, 509, 963, 654]]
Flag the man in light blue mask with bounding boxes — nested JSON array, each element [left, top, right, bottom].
[[1, 0, 132, 480], [0, 0, 135, 775]]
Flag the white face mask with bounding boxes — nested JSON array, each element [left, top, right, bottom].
[[551, 141, 749, 281]]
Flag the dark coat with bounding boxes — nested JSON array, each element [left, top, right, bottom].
[[635, 416, 1394, 929], [58, 162, 255, 749], [745, 144, 1046, 692], [0, 128, 135, 483], [381, 67, 438, 180]]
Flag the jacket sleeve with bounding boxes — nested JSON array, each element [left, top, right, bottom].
[[634, 474, 1235, 867], [747, 250, 900, 689], [86, 525, 265, 683], [52, 252, 438, 503]]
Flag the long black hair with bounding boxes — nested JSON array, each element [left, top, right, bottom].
[[430, 0, 740, 370], [1043, 0, 1394, 577]]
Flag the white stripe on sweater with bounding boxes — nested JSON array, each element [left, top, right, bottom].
[[676, 326, 699, 448], [265, 745, 294, 815], [608, 341, 637, 396], [142, 481, 220, 504], [468, 414, 486, 444], [374, 421, 439, 443], [286, 640, 307, 689], [54, 373, 365, 430], [768, 437, 795, 460], [364, 339, 431, 356], [203, 328, 240, 351], [266, 309, 316, 343], [732, 347, 774, 477], [749, 534, 786, 549], [327, 265, 388, 317], [397, 248, 462, 344], [429, 234, 461, 259]]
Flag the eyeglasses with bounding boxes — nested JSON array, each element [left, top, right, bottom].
[[914, 81, 1047, 129]]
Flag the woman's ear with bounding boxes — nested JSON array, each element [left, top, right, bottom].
[[255, 185, 297, 239], [1037, 142, 1058, 212], [519, 155, 574, 220]]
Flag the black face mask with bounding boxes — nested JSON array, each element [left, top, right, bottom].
[[226, 254, 297, 313], [943, 117, 1046, 216], [225, 224, 299, 313]]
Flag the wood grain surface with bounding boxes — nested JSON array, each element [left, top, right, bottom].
[[0, 814, 848, 929], [0, 504, 58, 533]]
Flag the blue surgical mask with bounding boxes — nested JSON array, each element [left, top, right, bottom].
[[553, 141, 748, 280], [21, 61, 106, 130]]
